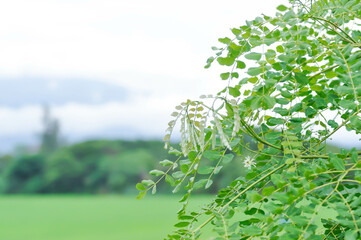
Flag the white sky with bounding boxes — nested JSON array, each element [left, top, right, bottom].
[[0, 0, 359, 150]]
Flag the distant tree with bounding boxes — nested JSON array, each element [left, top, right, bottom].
[[2, 154, 45, 193], [45, 149, 83, 193], [88, 149, 155, 193], [40, 105, 61, 154], [0, 155, 14, 173]]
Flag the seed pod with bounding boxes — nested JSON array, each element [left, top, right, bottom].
[[213, 112, 232, 150]]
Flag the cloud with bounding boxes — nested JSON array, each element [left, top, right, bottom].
[[0, 106, 43, 135], [0, 0, 288, 91], [0, 78, 127, 107]]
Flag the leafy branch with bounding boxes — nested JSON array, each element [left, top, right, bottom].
[[138, 1, 361, 239]]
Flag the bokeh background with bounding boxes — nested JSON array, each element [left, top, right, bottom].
[[0, 0, 359, 239]]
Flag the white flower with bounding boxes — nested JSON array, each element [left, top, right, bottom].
[[244, 156, 256, 169]]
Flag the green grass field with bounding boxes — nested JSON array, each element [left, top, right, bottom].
[[0, 195, 212, 240]]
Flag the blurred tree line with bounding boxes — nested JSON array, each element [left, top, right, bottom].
[[0, 139, 252, 194], [0, 140, 163, 194]]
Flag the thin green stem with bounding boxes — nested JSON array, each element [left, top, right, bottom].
[[192, 163, 287, 233], [311, 16, 357, 44], [308, 64, 337, 80], [239, 117, 282, 150]]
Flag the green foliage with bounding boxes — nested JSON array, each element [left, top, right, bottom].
[[2, 154, 45, 193], [0, 139, 257, 194], [0, 140, 172, 194], [138, 0, 361, 239], [45, 149, 84, 192]]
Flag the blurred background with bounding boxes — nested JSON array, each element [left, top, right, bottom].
[[0, 0, 359, 240]]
